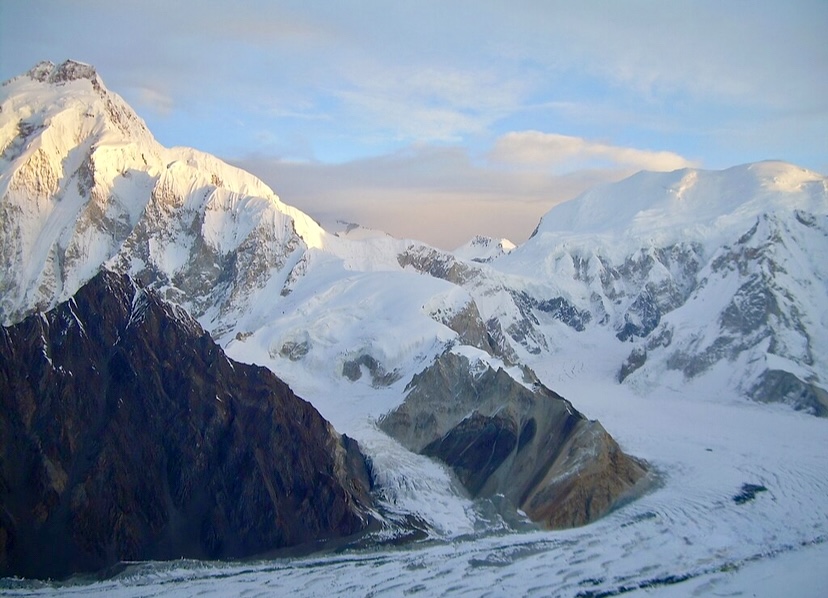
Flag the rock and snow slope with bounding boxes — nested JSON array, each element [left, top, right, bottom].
[[379, 351, 646, 529], [3, 61, 826, 417], [0, 271, 375, 579], [456, 162, 828, 414], [3, 375, 827, 596]]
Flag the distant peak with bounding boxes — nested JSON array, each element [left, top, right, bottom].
[[26, 60, 101, 88], [465, 235, 515, 250], [469, 235, 494, 247], [530, 160, 826, 244], [454, 235, 516, 263]]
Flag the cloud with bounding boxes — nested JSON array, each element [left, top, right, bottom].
[[506, 2, 828, 111], [3, 1, 824, 170], [490, 131, 697, 173], [333, 64, 528, 142], [132, 86, 175, 116], [232, 140, 680, 249]]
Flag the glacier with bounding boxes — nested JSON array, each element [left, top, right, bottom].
[[2, 375, 826, 596]]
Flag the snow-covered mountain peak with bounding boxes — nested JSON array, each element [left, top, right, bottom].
[[0, 61, 329, 325], [476, 160, 828, 414], [454, 235, 516, 263], [530, 161, 827, 252], [2, 59, 153, 155]]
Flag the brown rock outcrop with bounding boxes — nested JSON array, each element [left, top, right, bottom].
[[379, 351, 647, 529]]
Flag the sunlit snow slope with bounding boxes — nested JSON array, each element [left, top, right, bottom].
[[0, 62, 496, 392], [0, 60, 324, 336]]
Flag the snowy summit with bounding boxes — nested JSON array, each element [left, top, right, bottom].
[[453, 235, 516, 263]]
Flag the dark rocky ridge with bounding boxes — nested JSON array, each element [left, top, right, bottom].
[[379, 352, 648, 529], [0, 271, 375, 580], [26, 60, 100, 86]]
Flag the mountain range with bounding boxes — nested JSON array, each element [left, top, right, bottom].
[[1, 60, 826, 579]]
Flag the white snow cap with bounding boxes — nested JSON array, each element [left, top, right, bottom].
[[533, 161, 827, 242], [454, 235, 516, 262]]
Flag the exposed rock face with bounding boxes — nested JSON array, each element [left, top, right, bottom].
[[453, 235, 516, 263], [619, 212, 828, 415], [379, 352, 647, 529], [342, 353, 401, 387], [428, 298, 518, 365], [397, 245, 478, 286], [0, 271, 375, 580], [26, 60, 100, 86], [750, 369, 828, 417]]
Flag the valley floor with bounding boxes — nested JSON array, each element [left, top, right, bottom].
[[3, 353, 828, 597]]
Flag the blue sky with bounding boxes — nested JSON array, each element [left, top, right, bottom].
[[2, 1, 826, 248]]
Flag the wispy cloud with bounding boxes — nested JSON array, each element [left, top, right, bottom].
[[333, 64, 528, 142], [509, 2, 828, 110], [490, 131, 697, 173], [132, 86, 175, 116]]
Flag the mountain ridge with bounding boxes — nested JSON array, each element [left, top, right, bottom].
[[0, 59, 325, 331], [2, 61, 825, 419], [0, 269, 376, 579], [529, 160, 826, 244]]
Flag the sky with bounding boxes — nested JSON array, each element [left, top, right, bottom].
[[1, 1, 826, 249]]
